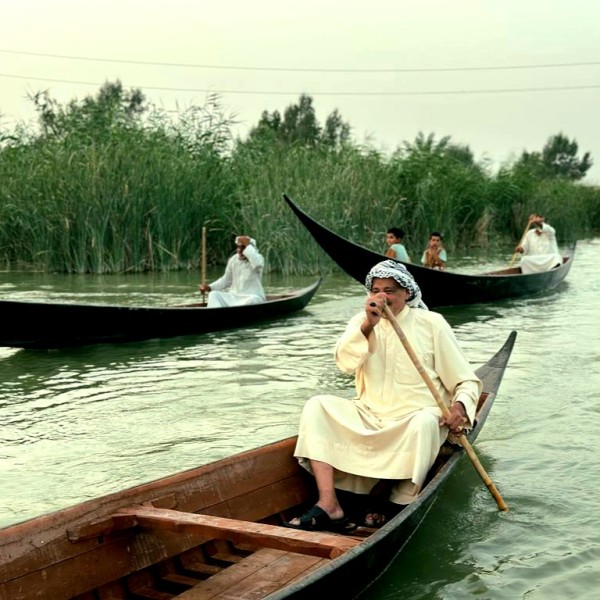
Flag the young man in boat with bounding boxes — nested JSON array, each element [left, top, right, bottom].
[[421, 231, 447, 270], [514, 214, 563, 274], [199, 235, 266, 307], [285, 260, 481, 533], [385, 227, 411, 262]]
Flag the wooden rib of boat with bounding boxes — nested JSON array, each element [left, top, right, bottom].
[[0, 279, 321, 349], [0, 331, 516, 600], [284, 194, 575, 308]]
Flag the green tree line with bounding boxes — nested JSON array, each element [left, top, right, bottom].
[[0, 82, 598, 274]]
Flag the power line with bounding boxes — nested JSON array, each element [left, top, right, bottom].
[[2, 47, 600, 73], [2, 72, 600, 96]]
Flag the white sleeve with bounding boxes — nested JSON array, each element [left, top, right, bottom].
[[541, 222, 556, 237], [432, 317, 482, 424], [334, 313, 375, 373], [210, 256, 234, 291], [242, 245, 265, 271]]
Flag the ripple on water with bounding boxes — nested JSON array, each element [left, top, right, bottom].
[[2, 247, 600, 598]]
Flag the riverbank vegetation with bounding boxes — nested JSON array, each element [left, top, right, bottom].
[[1, 82, 598, 274]]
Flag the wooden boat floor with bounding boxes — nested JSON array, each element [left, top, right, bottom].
[[67, 506, 365, 600], [177, 547, 328, 599]]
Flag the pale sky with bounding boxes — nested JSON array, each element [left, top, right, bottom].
[[2, 0, 600, 181]]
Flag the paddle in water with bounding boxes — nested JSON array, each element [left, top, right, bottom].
[[380, 303, 509, 511]]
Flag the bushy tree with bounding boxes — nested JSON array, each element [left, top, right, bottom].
[[29, 80, 147, 140], [398, 132, 478, 167], [244, 94, 351, 150], [513, 133, 592, 181]]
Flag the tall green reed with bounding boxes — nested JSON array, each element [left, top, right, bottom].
[[1, 91, 599, 275]]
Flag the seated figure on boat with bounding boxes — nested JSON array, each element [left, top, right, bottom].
[[421, 232, 447, 270], [285, 260, 481, 533], [199, 235, 266, 308], [385, 227, 411, 262], [515, 214, 563, 274]]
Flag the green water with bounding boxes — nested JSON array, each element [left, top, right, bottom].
[[1, 241, 599, 599]]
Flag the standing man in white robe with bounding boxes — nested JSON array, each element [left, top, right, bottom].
[[285, 260, 481, 534], [515, 214, 563, 274], [199, 235, 266, 308]]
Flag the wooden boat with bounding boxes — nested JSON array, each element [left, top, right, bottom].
[[0, 331, 516, 600], [284, 194, 575, 308], [0, 279, 321, 349]]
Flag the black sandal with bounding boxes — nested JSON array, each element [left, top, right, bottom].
[[363, 496, 389, 528], [284, 505, 357, 534], [364, 499, 406, 527], [363, 509, 387, 528]]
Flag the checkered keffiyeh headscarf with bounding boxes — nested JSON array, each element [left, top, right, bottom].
[[365, 260, 428, 310]]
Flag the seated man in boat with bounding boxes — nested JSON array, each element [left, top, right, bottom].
[[385, 227, 411, 262], [285, 260, 481, 533], [420, 231, 447, 270], [199, 235, 266, 308], [514, 214, 563, 274]]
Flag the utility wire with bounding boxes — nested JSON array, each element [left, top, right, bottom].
[[1, 72, 600, 96], [2, 48, 600, 73]]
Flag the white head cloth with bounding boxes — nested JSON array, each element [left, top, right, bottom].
[[235, 236, 257, 248], [365, 260, 428, 310]]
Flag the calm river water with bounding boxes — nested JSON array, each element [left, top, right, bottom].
[[1, 240, 599, 599]]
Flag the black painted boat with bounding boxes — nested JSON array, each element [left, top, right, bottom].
[[0, 278, 321, 349], [284, 194, 575, 308], [0, 331, 516, 600]]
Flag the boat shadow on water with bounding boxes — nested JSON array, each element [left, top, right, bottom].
[[0, 307, 322, 390], [437, 279, 571, 328], [355, 457, 497, 599]]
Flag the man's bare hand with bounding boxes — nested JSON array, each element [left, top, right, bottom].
[[440, 401, 469, 434]]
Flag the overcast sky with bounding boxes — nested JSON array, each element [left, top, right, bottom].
[[2, 0, 599, 181]]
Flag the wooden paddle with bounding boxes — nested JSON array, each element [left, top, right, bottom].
[[508, 217, 534, 268], [201, 226, 207, 304], [382, 304, 509, 511]]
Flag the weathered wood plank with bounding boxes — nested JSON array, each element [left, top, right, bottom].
[[177, 548, 324, 600], [114, 507, 359, 560]]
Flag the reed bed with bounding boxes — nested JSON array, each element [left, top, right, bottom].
[[1, 93, 599, 274]]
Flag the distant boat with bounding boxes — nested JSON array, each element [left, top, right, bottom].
[[0, 331, 516, 600], [0, 278, 321, 349], [284, 194, 575, 308]]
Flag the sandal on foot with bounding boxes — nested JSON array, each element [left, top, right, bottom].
[[284, 505, 357, 534], [363, 497, 390, 528], [364, 501, 406, 527], [363, 510, 387, 528]]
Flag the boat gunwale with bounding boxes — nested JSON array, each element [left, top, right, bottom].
[[282, 193, 575, 308]]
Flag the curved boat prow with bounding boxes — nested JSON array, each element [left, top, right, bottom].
[[283, 193, 575, 308]]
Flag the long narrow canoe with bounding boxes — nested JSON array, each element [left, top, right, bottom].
[[284, 194, 575, 308], [0, 331, 516, 600], [0, 278, 321, 349]]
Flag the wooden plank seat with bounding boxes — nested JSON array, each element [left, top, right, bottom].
[[109, 506, 359, 560]]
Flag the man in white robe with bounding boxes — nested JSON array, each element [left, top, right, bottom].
[[285, 260, 482, 533], [199, 236, 266, 308], [515, 214, 563, 274]]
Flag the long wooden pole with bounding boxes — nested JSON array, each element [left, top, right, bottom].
[[508, 217, 533, 268], [382, 304, 508, 511], [201, 226, 207, 304]]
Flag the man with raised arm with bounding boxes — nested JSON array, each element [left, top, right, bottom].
[[199, 235, 266, 307]]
